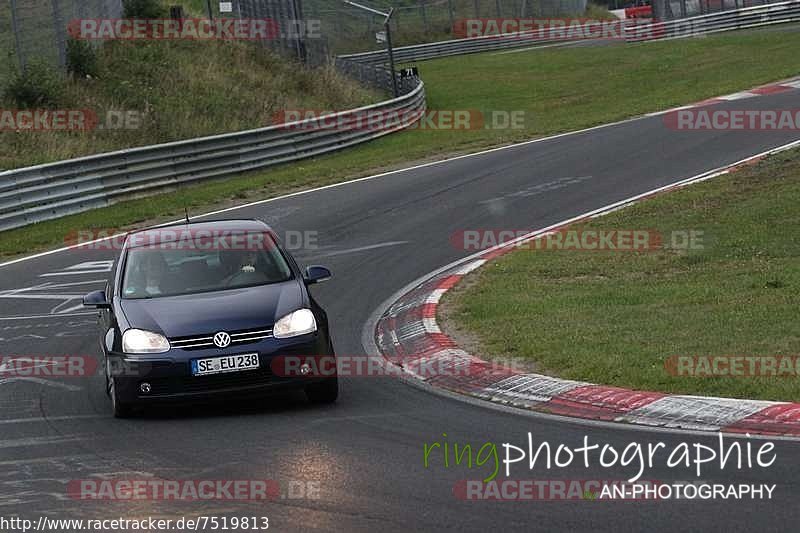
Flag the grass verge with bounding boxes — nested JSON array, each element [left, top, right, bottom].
[[444, 147, 800, 402], [2, 30, 800, 260], [0, 39, 379, 170]]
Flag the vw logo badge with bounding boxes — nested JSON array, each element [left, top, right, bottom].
[[213, 331, 231, 348]]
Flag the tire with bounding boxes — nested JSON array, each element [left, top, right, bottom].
[[106, 360, 134, 418], [305, 376, 339, 404]]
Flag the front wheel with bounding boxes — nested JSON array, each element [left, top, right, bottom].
[[106, 360, 134, 418], [305, 377, 338, 404]]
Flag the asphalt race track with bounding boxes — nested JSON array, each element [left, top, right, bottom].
[[2, 89, 800, 532]]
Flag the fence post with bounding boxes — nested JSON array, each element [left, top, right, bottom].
[[51, 0, 67, 69], [496, 0, 502, 17], [473, 0, 480, 18], [9, 0, 25, 74], [420, 1, 428, 33], [292, 0, 307, 63], [447, 0, 454, 31]]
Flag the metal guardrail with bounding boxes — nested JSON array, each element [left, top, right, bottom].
[[625, 0, 800, 41], [340, 0, 800, 64], [0, 78, 425, 231], [5, 1, 800, 232], [338, 31, 566, 66]]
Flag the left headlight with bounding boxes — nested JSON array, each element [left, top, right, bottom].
[[122, 329, 171, 354], [273, 308, 317, 339]]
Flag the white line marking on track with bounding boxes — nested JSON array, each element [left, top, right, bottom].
[[0, 377, 82, 391], [39, 270, 109, 277], [0, 415, 103, 425], [11, 85, 799, 271], [310, 241, 410, 258], [0, 294, 85, 300], [38, 279, 106, 289], [0, 435, 83, 449], [0, 313, 94, 321], [54, 303, 87, 314]]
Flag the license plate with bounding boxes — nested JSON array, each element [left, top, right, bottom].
[[191, 353, 260, 376]]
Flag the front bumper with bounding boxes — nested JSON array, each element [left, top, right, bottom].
[[108, 333, 333, 404]]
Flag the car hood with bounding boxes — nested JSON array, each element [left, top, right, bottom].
[[119, 281, 305, 338]]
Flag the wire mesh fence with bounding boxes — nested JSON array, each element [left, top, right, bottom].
[[304, 0, 589, 55], [1, 0, 122, 86], [663, 0, 776, 18]]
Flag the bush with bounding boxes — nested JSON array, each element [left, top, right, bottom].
[[66, 39, 99, 78], [123, 0, 167, 18], [3, 61, 64, 108]]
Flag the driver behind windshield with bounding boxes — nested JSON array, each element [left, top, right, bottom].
[[222, 250, 269, 286], [121, 235, 293, 299], [122, 251, 168, 298]]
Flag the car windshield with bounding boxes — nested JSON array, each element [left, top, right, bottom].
[[120, 231, 293, 299]]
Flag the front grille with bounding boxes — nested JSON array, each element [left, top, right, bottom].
[[169, 327, 273, 350], [145, 366, 276, 396]]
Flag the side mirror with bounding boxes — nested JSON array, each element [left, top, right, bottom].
[[83, 290, 110, 308], [303, 265, 332, 285]]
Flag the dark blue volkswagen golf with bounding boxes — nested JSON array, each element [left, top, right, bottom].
[[83, 219, 337, 417]]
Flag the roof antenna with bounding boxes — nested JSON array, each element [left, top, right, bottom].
[[184, 207, 190, 225]]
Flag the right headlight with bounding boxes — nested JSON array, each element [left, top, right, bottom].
[[273, 309, 317, 339], [122, 329, 171, 354]]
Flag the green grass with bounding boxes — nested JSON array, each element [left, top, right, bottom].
[[445, 148, 800, 402], [0, 39, 379, 170], [2, 30, 800, 260]]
